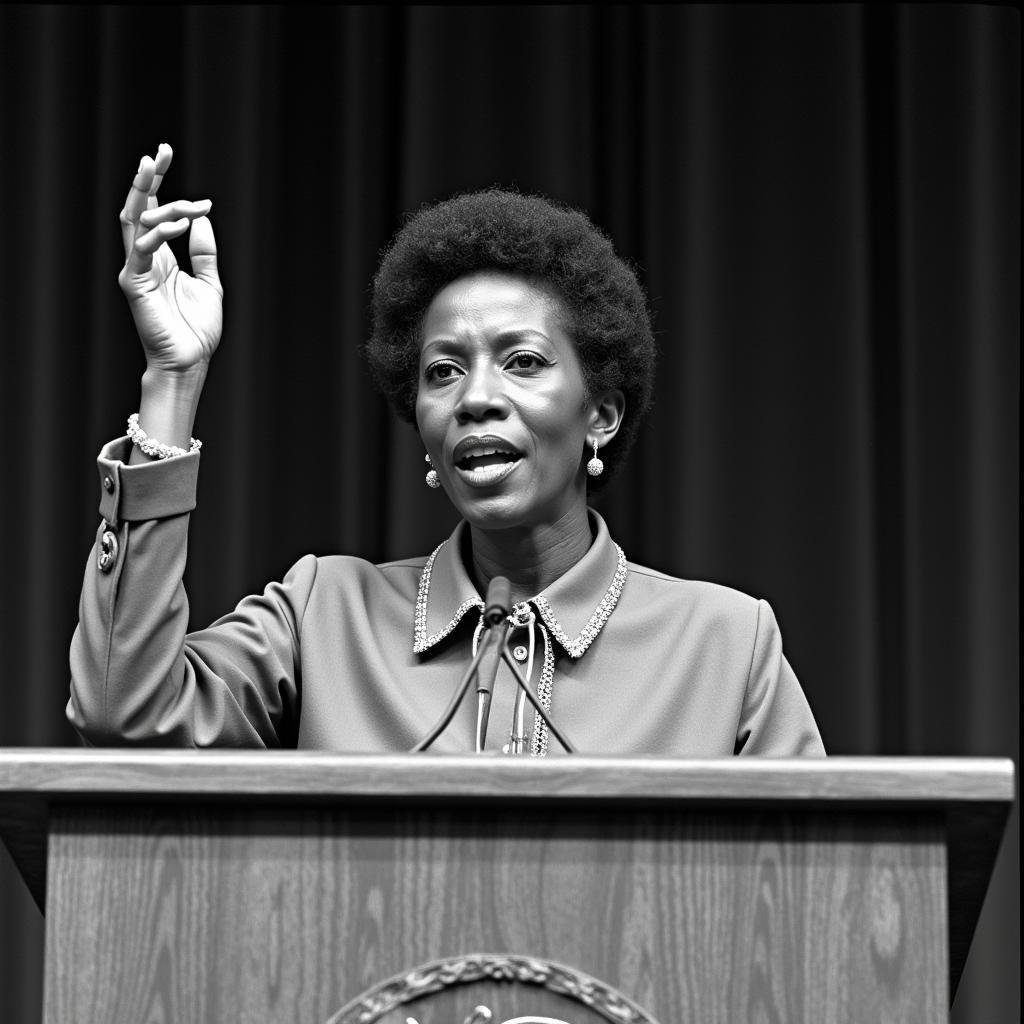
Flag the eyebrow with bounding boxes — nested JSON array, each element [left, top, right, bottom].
[[421, 328, 554, 354], [494, 328, 553, 345]]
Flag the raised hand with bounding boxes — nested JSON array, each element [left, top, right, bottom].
[[118, 143, 223, 372]]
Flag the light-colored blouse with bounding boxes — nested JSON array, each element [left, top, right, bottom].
[[68, 439, 825, 756]]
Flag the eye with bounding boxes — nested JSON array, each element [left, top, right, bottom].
[[424, 360, 463, 384], [505, 350, 549, 372]]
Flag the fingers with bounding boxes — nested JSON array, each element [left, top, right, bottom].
[[117, 145, 220, 293], [119, 143, 174, 259], [134, 217, 191, 257], [188, 216, 222, 294], [133, 200, 213, 263], [120, 158, 155, 259], [139, 198, 212, 228], [149, 142, 173, 209]]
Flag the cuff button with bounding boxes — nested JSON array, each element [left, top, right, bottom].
[[97, 530, 119, 573], [102, 475, 114, 493]]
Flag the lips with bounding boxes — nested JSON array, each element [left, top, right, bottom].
[[451, 435, 524, 486]]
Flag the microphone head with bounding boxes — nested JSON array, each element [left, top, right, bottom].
[[484, 575, 512, 626]]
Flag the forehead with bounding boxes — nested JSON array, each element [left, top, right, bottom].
[[421, 272, 567, 340]]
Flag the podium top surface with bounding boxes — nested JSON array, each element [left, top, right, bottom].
[[0, 749, 1014, 804], [0, 751, 1014, 998]]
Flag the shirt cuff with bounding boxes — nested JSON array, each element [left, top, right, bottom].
[[97, 437, 200, 526]]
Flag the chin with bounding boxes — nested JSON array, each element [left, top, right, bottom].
[[455, 494, 532, 531], [450, 487, 580, 534]]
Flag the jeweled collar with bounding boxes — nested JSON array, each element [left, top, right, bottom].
[[412, 509, 627, 657]]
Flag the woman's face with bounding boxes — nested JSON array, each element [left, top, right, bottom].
[[416, 271, 606, 532]]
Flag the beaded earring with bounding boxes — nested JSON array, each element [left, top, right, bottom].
[[424, 454, 441, 489], [586, 439, 604, 477]]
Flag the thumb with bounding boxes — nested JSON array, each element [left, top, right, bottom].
[[188, 215, 221, 294]]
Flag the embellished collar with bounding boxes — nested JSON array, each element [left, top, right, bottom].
[[412, 509, 627, 658]]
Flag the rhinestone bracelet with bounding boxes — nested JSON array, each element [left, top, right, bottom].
[[127, 413, 202, 459]]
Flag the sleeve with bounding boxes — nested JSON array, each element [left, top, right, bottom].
[[734, 598, 826, 756], [67, 438, 316, 748]]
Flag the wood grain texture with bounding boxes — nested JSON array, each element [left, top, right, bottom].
[[43, 803, 948, 1024], [0, 750, 1015, 803], [2, 752, 1011, 1006]]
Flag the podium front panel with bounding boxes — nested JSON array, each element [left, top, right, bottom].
[[43, 801, 948, 1024]]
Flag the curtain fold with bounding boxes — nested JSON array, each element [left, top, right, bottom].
[[0, 6, 1017, 1021]]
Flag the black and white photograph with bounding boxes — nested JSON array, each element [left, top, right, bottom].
[[0, 5, 1018, 1022]]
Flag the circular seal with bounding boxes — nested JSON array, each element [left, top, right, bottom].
[[326, 953, 661, 1024]]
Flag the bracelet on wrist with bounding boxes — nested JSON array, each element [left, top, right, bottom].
[[126, 413, 202, 460]]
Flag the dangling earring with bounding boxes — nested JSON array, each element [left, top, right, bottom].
[[424, 453, 441, 489], [586, 439, 604, 477]]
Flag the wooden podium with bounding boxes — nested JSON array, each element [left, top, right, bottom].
[[0, 751, 1014, 1023]]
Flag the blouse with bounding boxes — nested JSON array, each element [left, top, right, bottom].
[[67, 439, 826, 756]]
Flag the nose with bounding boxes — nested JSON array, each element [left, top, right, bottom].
[[454, 363, 510, 424]]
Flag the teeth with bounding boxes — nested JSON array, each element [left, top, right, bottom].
[[456, 445, 520, 470], [464, 447, 513, 459]]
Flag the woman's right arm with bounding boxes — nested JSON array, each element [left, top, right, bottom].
[[68, 146, 304, 748]]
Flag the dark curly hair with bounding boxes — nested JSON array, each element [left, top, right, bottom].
[[366, 189, 656, 487]]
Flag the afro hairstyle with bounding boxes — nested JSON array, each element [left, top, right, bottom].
[[366, 188, 656, 487]]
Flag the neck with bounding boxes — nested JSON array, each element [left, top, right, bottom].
[[467, 505, 593, 606]]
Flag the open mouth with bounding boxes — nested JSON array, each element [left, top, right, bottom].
[[453, 443, 523, 485]]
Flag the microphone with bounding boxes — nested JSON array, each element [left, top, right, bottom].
[[484, 576, 511, 627], [413, 575, 548, 755], [476, 576, 511, 751]]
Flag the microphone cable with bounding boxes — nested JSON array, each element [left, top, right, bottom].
[[409, 576, 511, 753]]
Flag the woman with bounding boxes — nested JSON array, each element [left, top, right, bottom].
[[68, 144, 824, 756]]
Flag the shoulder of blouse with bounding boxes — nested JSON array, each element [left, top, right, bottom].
[[624, 559, 764, 610]]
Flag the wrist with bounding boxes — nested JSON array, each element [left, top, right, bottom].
[[140, 363, 209, 403], [132, 365, 209, 463]]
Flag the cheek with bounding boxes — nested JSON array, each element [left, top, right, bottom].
[[415, 395, 455, 466], [414, 404, 437, 458], [531, 385, 589, 440], [414, 392, 437, 436]]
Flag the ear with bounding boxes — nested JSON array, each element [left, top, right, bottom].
[[586, 389, 626, 448]]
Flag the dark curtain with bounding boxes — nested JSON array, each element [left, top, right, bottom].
[[0, 5, 1017, 1021]]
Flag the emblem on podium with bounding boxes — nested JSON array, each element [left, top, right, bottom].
[[327, 953, 660, 1024]]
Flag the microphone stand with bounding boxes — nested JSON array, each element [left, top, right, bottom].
[[474, 626, 504, 752], [409, 575, 576, 755], [410, 577, 510, 753], [409, 626, 503, 753]]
